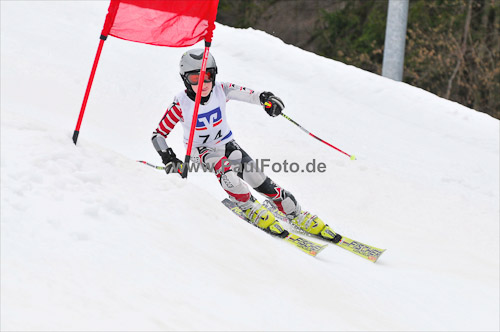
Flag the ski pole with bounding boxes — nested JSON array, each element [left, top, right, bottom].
[[272, 109, 356, 160], [137, 160, 166, 170], [137, 160, 184, 176]]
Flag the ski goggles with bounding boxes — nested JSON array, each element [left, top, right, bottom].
[[184, 68, 216, 85]]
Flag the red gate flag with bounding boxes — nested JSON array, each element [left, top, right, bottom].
[[73, 0, 219, 145], [102, 0, 219, 46]]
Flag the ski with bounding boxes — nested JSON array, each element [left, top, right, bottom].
[[222, 199, 327, 257], [263, 200, 386, 263], [333, 235, 385, 263]]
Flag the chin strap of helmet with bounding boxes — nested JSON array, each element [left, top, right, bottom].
[[185, 88, 211, 105]]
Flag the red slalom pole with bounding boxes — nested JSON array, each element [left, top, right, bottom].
[[73, 0, 119, 145], [181, 43, 211, 178], [73, 36, 107, 144], [280, 112, 356, 160]]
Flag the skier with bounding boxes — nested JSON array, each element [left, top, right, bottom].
[[152, 48, 338, 241]]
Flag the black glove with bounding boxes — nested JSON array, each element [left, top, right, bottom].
[[159, 148, 183, 175], [259, 91, 284, 117]]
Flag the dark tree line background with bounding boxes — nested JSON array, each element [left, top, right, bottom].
[[216, 0, 499, 119]]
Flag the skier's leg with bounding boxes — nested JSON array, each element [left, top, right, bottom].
[[249, 175, 321, 234], [199, 145, 251, 203], [223, 141, 301, 216], [252, 177, 300, 217], [198, 144, 286, 236], [253, 176, 339, 241], [229, 143, 340, 242]]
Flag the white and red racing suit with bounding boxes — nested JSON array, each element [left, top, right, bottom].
[[152, 82, 300, 216]]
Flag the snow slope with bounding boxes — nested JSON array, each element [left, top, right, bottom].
[[1, 1, 499, 331]]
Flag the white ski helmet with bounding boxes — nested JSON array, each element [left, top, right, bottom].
[[179, 49, 218, 98], [179, 48, 217, 76]]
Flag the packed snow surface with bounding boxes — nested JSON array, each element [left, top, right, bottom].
[[1, 2, 499, 331]]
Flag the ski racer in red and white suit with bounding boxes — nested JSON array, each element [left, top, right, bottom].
[[151, 49, 338, 241]]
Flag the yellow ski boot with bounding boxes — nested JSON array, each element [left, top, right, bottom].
[[290, 211, 342, 243], [243, 201, 289, 238]]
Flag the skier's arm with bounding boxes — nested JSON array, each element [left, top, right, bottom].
[[221, 82, 284, 117], [221, 82, 261, 104], [152, 101, 183, 174]]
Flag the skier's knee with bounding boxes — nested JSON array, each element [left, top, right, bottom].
[[214, 156, 232, 177]]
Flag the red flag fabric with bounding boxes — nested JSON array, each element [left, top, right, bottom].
[[101, 0, 219, 47]]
